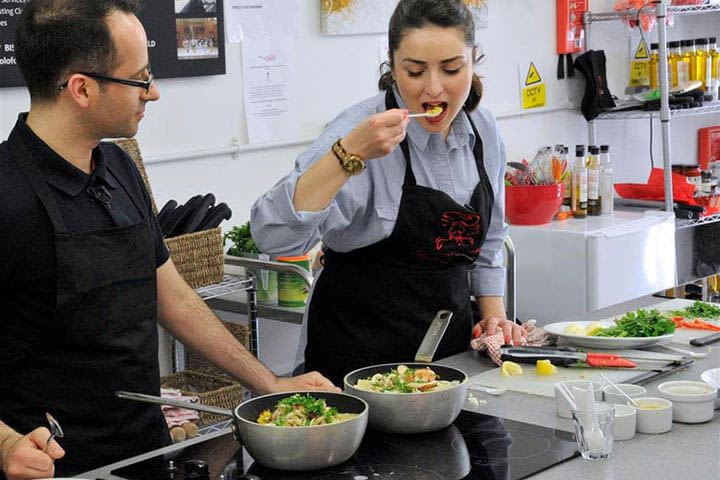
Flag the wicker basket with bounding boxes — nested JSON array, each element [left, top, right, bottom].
[[160, 370, 245, 425], [165, 227, 224, 289], [112, 138, 224, 288], [186, 321, 251, 378]]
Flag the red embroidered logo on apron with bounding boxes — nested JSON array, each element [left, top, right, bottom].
[[435, 211, 482, 255]]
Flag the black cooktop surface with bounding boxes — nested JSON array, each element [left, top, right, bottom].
[[111, 411, 579, 480]]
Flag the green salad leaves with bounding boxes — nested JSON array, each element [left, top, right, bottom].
[[593, 309, 676, 338], [669, 301, 720, 319]]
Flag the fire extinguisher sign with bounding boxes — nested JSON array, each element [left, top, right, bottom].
[[520, 62, 546, 109]]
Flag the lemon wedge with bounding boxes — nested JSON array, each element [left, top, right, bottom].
[[536, 359, 558, 376], [563, 324, 585, 336], [584, 322, 605, 336], [500, 361, 524, 377]]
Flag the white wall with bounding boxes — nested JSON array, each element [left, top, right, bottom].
[[1, 0, 717, 228]]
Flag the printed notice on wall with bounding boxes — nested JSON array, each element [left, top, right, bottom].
[[241, 35, 299, 143], [0, 1, 25, 88], [0, 0, 226, 88]]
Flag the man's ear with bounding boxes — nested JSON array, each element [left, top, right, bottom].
[[64, 74, 93, 109]]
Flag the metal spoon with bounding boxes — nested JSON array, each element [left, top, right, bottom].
[[469, 385, 506, 396], [44, 412, 64, 452], [599, 374, 641, 408]]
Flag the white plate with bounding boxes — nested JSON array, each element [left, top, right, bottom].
[[544, 321, 674, 349], [701, 368, 720, 390]]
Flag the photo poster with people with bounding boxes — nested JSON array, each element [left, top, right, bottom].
[[0, 0, 226, 88]]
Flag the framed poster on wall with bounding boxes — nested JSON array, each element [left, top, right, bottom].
[[0, 0, 226, 88]]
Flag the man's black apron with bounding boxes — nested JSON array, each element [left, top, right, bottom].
[[0, 130, 169, 476], [305, 91, 495, 385]]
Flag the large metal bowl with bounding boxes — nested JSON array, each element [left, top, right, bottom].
[[233, 391, 368, 471], [343, 363, 468, 434]]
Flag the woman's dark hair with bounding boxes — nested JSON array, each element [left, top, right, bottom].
[[15, 0, 141, 102], [378, 0, 483, 111]]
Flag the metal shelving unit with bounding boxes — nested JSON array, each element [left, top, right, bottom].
[[584, 1, 720, 213], [596, 102, 720, 120], [173, 274, 258, 372], [587, 3, 720, 23]]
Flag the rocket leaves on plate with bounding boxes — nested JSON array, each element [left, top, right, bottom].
[[669, 301, 720, 319], [592, 309, 676, 338]]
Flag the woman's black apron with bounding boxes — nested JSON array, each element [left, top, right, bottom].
[[305, 91, 495, 385], [0, 129, 170, 476]]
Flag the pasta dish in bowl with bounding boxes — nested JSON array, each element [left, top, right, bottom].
[[344, 363, 468, 434], [256, 393, 358, 426], [355, 365, 460, 393]]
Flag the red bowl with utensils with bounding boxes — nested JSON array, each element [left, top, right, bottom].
[[505, 184, 564, 225]]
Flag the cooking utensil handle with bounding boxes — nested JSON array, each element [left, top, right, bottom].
[[690, 332, 720, 346], [499, 349, 577, 366], [414, 310, 453, 363], [116, 391, 234, 417]]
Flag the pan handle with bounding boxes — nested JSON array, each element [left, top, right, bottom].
[[116, 391, 234, 418]]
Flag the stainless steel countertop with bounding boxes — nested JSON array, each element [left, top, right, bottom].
[[85, 300, 720, 480]]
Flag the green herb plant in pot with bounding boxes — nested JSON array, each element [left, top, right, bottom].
[[225, 221, 278, 305]]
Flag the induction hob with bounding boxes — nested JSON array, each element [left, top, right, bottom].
[[109, 411, 579, 480]]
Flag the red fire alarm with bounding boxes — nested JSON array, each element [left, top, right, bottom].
[[698, 126, 720, 171]]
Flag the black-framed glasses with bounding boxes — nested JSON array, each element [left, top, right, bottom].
[[58, 66, 154, 93]]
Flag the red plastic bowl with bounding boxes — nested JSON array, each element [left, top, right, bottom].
[[505, 184, 564, 225]]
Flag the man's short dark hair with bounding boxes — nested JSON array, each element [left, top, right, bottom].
[[15, 0, 141, 102]]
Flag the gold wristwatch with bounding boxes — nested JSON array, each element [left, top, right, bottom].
[[331, 139, 366, 176]]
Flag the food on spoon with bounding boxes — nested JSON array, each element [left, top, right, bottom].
[[355, 364, 459, 393], [256, 393, 357, 426], [425, 105, 443, 117], [536, 359, 557, 376], [500, 361, 524, 377]]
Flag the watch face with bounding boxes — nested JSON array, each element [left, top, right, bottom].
[[345, 157, 365, 174]]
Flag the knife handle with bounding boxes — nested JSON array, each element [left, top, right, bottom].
[[690, 332, 720, 346], [499, 349, 578, 366]]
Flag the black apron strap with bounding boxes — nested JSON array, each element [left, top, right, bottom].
[[8, 129, 69, 234]]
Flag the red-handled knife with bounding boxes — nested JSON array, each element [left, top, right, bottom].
[[499, 346, 637, 368]]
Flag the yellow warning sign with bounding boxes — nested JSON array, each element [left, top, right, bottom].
[[522, 83, 546, 109], [629, 39, 650, 87], [525, 62, 542, 86], [521, 62, 545, 109], [634, 39, 649, 60]]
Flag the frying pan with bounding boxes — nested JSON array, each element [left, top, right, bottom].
[[341, 310, 469, 434], [116, 390, 368, 471]]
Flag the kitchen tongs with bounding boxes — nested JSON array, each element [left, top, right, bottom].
[[500, 346, 637, 368]]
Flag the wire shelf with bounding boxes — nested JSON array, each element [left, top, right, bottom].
[[676, 213, 720, 229], [196, 274, 254, 300], [595, 103, 720, 120], [586, 4, 720, 22]]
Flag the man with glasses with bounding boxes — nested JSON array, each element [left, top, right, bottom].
[[0, 1, 337, 478]]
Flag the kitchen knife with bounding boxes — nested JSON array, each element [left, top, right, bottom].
[[689, 332, 720, 347], [197, 202, 232, 230], [500, 346, 637, 368], [182, 193, 216, 234]]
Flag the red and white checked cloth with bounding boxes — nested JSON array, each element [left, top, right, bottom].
[[161, 388, 200, 428], [470, 320, 556, 366]]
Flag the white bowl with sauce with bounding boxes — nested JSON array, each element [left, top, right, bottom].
[[633, 397, 673, 434], [657, 380, 717, 424]]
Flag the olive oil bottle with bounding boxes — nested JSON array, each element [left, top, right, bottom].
[[572, 145, 587, 218], [587, 145, 601, 216]]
